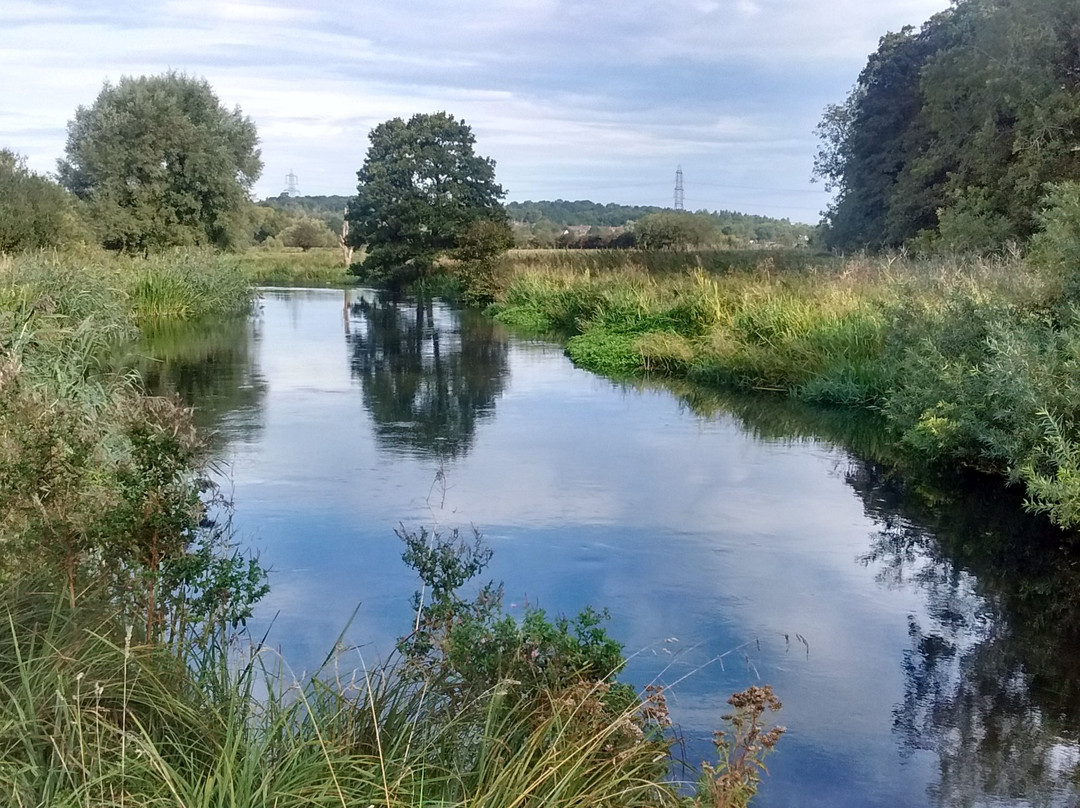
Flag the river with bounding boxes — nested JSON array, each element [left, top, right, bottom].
[[139, 286, 1080, 808]]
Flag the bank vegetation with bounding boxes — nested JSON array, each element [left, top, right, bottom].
[[487, 184, 1080, 531]]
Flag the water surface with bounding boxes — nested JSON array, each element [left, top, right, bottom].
[[144, 287, 1080, 808]]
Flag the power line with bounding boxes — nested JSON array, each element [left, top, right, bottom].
[[284, 169, 299, 196]]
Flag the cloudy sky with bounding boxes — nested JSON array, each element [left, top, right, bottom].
[[2, 0, 949, 223]]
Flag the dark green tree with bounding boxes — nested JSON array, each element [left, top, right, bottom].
[[633, 210, 717, 250], [0, 149, 85, 252], [58, 72, 262, 253], [813, 17, 958, 251], [281, 217, 334, 251], [346, 112, 508, 286], [815, 0, 1080, 253]]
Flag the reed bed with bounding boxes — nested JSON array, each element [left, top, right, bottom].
[[0, 250, 254, 327]]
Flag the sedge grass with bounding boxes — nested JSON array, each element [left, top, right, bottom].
[[0, 581, 781, 808]]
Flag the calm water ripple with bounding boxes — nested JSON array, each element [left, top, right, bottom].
[[140, 287, 1080, 808]]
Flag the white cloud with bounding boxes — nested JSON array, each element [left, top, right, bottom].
[[0, 0, 949, 220]]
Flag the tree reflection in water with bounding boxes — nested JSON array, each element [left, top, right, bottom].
[[346, 292, 509, 460], [134, 315, 267, 444], [653, 382, 1080, 806], [850, 462, 1080, 807]]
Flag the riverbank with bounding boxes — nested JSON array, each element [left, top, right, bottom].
[[0, 250, 781, 806], [487, 248, 1080, 530], [236, 246, 356, 286]]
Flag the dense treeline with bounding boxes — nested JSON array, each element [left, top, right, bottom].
[[507, 200, 665, 226], [815, 0, 1080, 253], [259, 193, 351, 239], [508, 201, 812, 249]]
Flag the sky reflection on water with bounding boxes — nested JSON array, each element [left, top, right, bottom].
[[145, 287, 1080, 808]]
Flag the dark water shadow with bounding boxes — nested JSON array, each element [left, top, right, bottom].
[[638, 380, 1080, 806]]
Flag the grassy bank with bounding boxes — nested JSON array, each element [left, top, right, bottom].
[[0, 250, 783, 805], [487, 248, 1080, 530], [0, 577, 784, 808], [236, 247, 356, 286]]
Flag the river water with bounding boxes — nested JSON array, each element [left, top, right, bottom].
[[141, 287, 1080, 808]]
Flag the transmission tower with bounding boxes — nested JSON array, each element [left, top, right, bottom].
[[284, 169, 299, 196], [674, 165, 684, 210]]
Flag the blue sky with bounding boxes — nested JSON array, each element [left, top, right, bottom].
[[1, 0, 950, 223]]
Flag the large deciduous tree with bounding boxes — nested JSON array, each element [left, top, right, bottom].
[[58, 72, 262, 253], [346, 112, 508, 286]]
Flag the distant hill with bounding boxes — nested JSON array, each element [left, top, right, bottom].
[[507, 200, 813, 245], [506, 200, 665, 227], [261, 193, 351, 218]]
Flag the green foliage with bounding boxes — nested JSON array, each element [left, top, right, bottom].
[[1030, 181, 1080, 291], [566, 330, 645, 375], [397, 526, 631, 708], [816, 0, 1080, 252], [346, 112, 508, 287], [934, 187, 1015, 255], [634, 211, 719, 250], [280, 216, 335, 251], [0, 149, 86, 252], [58, 72, 262, 253], [450, 218, 515, 304], [247, 203, 296, 245], [260, 193, 350, 236]]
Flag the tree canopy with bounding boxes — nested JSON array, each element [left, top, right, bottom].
[[346, 112, 507, 286], [0, 149, 84, 253], [633, 211, 719, 250], [815, 0, 1080, 253], [58, 72, 262, 253]]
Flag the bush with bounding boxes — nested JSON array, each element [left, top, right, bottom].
[[1030, 181, 1080, 293], [0, 149, 87, 252], [280, 217, 335, 251]]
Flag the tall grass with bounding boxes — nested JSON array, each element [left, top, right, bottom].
[[489, 248, 1080, 531], [0, 578, 785, 808], [0, 251, 786, 806], [236, 247, 356, 286], [0, 249, 254, 327]]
